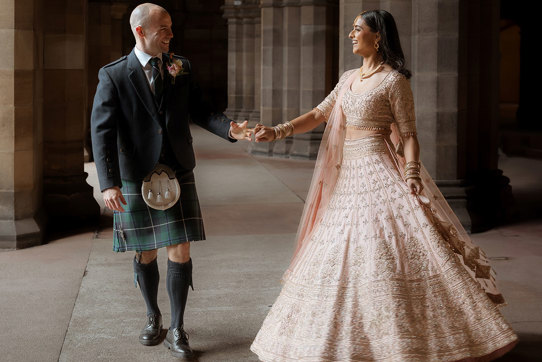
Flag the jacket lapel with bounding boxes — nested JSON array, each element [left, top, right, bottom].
[[161, 54, 175, 125], [127, 50, 159, 121]]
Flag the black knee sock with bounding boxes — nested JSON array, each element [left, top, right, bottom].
[[133, 256, 161, 316], [166, 258, 193, 329]]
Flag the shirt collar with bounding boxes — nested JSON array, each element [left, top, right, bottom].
[[134, 46, 162, 67]]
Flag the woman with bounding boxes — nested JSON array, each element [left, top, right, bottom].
[[250, 10, 517, 361]]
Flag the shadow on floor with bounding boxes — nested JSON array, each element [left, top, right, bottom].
[[496, 333, 542, 361]]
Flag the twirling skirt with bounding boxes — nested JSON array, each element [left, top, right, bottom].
[[251, 136, 517, 361]]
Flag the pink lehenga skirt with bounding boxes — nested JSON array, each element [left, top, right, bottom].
[[250, 136, 517, 361]]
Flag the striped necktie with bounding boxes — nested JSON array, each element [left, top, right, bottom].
[[149, 57, 163, 102]]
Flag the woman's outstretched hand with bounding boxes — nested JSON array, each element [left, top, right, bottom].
[[407, 178, 424, 195], [254, 124, 276, 142], [230, 120, 253, 141]]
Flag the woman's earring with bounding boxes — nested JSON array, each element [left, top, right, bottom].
[[374, 41, 380, 52]]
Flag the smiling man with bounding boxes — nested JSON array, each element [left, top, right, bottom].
[[90, 3, 250, 359]]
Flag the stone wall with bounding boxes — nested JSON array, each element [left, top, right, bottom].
[[42, 0, 99, 231], [0, 0, 43, 248], [225, 0, 339, 159], [1, 0, 100, 249]]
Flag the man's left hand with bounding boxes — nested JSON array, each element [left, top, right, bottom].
[[229, 121, 252, 141]]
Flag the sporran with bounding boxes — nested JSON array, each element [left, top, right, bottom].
[[141, 164, 181, 210]]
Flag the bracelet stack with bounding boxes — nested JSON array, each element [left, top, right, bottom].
[[404, 161, 421, 180], [273, 122, 294, 140]]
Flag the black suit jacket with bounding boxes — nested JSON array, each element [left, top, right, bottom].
[[91, 50, 235, 191]]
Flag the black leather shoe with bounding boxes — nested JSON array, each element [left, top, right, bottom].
[[164, 327, 194, 359], [139, 314, 162, 346]]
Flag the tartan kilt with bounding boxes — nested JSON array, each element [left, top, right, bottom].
[[113, 171, 205, 252]]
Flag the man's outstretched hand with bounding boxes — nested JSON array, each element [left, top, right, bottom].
[[103, 186, 127, 212], [229, 120, 252, 141]]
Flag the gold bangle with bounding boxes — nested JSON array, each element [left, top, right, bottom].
[[273, 122, 294, 140]]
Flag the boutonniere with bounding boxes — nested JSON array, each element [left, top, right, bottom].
[[166, 53, 189, 84]]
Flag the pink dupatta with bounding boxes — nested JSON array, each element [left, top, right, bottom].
[[286, 71, 357, 273], [285, 70, 505, 305]]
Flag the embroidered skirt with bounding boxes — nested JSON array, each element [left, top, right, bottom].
[[251, 135, 517, 361], [113, 171, 205, 252]]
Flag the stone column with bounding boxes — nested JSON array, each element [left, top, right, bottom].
[[290, 0, 338, 159], [236, 2, 259, 121], [273, 0, 301, 157], [339, 0, 379, 73], [223, 1, 244, 120], [42, 0, 99, 230], [459, 0, 512, 231], [516, 3, 538, 131], [410, 0, 473, 229], [249, 12, 261, 123], [252, 0, 283, 156], [380, 0, 412, 63], [0, 0, 43, 248], [85, 2, 129, 161]]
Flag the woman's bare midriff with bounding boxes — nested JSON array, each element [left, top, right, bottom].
[[345, 127, 390, 140]]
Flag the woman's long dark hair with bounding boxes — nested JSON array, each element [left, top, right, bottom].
[[359, 10, 412, 79]]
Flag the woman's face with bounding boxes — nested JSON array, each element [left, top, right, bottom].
[[348, 16, 379, 57]]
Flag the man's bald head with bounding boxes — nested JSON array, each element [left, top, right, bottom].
[[130, 3, 168, 32], [130, 3, 173, 55]]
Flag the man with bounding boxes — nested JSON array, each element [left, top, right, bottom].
[[90, 3, 250, 359]]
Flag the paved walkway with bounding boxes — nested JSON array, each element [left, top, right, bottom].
[[1, 126, 541, 361]]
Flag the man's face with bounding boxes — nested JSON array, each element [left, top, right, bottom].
[[140, 10, 173, 55]]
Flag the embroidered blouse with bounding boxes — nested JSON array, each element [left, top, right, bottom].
[[316, 69, 417, 136]]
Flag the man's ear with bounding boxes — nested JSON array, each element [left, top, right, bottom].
[[135, 25, 145, 38]]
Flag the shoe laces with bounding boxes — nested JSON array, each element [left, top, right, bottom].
[[174, 327, 189, 342], [147, 315, 160, 327]]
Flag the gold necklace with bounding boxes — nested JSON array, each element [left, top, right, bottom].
[[359, 61, 384, 81]]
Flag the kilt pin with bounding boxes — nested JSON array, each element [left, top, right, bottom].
[[91, 48, 235, 356]]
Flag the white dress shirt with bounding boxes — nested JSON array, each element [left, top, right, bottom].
[[134, 47, 163, 94]]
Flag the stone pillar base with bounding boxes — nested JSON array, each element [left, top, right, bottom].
[[236, 110, 252, 121], [272, 139, 293, 158], [436, 180, 472, 233], [43, 173, 100, 230], [466, 169, 515, 233], [249, 111, 260, 123], [436, 170, 515, 234], [0, 217, 42, 249], [290, 133, 322, 160]]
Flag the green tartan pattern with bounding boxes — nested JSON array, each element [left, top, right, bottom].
[[113, 172, 205, 252]]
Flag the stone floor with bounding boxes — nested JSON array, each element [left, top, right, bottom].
[[0, 125, 541, 361]]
